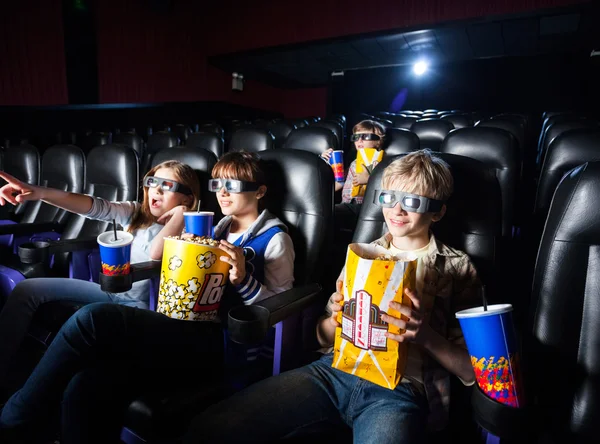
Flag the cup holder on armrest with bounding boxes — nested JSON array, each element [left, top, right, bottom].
[[471, 383, 529, 439], [18, 241, 51, 264], [228, 305, 270, 345]]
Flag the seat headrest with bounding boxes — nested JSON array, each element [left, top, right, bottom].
[[384, 128, 420, 156], [477, 119, 525, 151], [41, 145, 85, 193], [147, 132, 179, 154], [410, 120, 454, 150], [536, 128, 600, 214], [114, 133, 143, 156], [390, 116, 417, 129], [441, 114, 474, 129], [3, 144, 39, 185], [86, 144, 139, 202], [174, 124, 191, 142], [283, 127, 338, 155], [186, 132, 224, 159], [198, 124, 224, 137], [229, 128, 274, 153], [313, 121, 343, 145], [542, 119, 597, 157], [84, 132, 112, 150]]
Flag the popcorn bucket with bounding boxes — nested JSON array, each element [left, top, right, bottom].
[[332, 243, 417, 390], [350, 148, 383, 198], [156, 237, 230, 321]]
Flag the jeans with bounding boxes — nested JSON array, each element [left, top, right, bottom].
[[0, 302, 224, 444], [186, 353, 428, 444]]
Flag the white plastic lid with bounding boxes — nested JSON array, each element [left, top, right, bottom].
[[455, 303, 513, 319], [97, 231, 134, 248], [183, 211, 214, 216]]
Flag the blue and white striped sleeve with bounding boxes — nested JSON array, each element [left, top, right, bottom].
[[81, 196, 140, 227], [234, 232, 295, 305]]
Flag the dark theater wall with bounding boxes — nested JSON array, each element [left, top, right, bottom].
[[0, 0, 68, 106]]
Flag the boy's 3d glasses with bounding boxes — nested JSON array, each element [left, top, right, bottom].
[[374, 190, 444, 214], [144, 176, 192, 195], [350, 133, 381, 142], [209, 178, 261, 193]]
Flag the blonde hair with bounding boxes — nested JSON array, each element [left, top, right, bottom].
[[352, 120, 386, 141], [129, 160, 200, 233], [382, 149, 453, 201]]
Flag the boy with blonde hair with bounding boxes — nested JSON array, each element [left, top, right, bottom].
[[186, 150, 480, 444]]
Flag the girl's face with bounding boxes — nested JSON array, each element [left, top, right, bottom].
[[146, 167, 193, 218], [354, 130, 382, 150]]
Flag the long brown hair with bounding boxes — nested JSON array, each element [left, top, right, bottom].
[[128, 160, 200, 233]]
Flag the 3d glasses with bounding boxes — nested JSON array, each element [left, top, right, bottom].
[[350, 133, 381, 142], [144, 176, 192, 195], [208, 178, 261, 193], [374, 190, 444, 214]]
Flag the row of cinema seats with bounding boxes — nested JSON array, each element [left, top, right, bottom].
[[1, 111, 599, 442]]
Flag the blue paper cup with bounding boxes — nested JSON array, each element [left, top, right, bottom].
[[456, 304, 525, 407], [328, 150, 345, 183], [97, 231, 134, 276], [184, 211, 214, 237]]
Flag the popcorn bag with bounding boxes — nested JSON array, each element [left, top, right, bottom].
[[350, 148, 384, 198], [332, 243, 417, 390], [157, 236, 230, 321]]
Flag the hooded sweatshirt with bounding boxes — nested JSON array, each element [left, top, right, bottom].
[[213, 209, 295, 307]]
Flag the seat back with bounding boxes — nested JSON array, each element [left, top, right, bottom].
[[409, 119, 454, 150], [353, 153, 502, 294], [82, 132, 111, 153], [173, 124, 191, 143], [229, 128, 274, 153], [113, 132, 144, 158], [529, 161, 600, 443], [1, 144, 40, 217], [537, 119, 598, 168], [266, 122, 295, 149], [259, 150, 334, 285], [391, 115, 417, 129], [151, 147, 220, 217], [383, 128, 420, 156], [197, 123, 224, 138], [289, 119, 308, 129], [283, 127, 338, 156], [535, 128, 600, 220], [19, 145, 86, 224], [441, 114, 474, 129], [186, 133, 224, 159], [146, 132, 179, 155], [442, 127, 520, 237], [313, 121, 343, 150]]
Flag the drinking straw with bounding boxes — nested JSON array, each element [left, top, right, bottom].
[[112, 219, 118, 242], [197, 200, 201, 213], [481, 285, 488, 311]]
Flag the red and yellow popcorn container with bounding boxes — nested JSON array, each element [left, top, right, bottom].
[[156, 237, 230, 321], [350, 148, 383, 198], [332, 243, 417, 390]]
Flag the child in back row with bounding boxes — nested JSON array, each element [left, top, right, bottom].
[[0, 152, 295, 444], [321, 119, 386, 204], [186, 150, 481, 444], [0, 160, 200, 394]]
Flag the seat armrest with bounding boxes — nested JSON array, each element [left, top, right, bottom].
[[18, 235, 100, 264], [256, 283, 323, 326], [0, 221, 63, 236], [99, 260, 161, 293]]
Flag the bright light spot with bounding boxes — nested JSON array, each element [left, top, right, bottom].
[[413, 61, 428, 76]]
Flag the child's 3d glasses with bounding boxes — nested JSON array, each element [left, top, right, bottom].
[[374, 190, 444, 214]]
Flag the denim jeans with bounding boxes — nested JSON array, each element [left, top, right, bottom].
[[0, 302, 224, 444], [0, 277, 148, 382], [186, 353, 428, 444]]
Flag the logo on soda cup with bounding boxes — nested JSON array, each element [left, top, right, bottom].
[[328, 150, 345, 183]]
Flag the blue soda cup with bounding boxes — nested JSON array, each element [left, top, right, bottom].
[[97, 231, 134, 276], [456, 304, 525, 407], [184, 211, 214, 237], [328, 150, 345, 183]]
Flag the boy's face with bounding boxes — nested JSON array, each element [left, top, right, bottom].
[[216, 183, 266, 218], [354, 130, 382, 150], [381, 188, 445, 241]]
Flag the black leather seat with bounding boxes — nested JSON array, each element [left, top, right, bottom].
[[391, 115, 417, 129], [113, 132, 144, 159], [289, 119, 308, 129], [535, 128, 600, 227], [313, 121, 343, 151], [186, 132, 224, 159], [283, 127, 338, 156], [527, 160, 600, 443], [383, 128, 420, 156], [81, 132, 111, 153], [197, 123, 224, 138], [536, 114, 583, 164], [267, 121, 296, 149], [410, 120, 455, 151], [150, 147, 220, 217], [441, 114, 474, 129], [536, 119, 598, 169], [143, 132, 179, 173], [173, 124, 191, 143], [229, 128, 274, 153], [1, 144, 40, 219], [441, 127, 520, 238], [120, 149, 334, 443]]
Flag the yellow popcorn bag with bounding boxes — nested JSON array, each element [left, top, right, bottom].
[[157, 237, 230, 321], [332, 243, 417, 390], [351, 148, 384, 198]]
